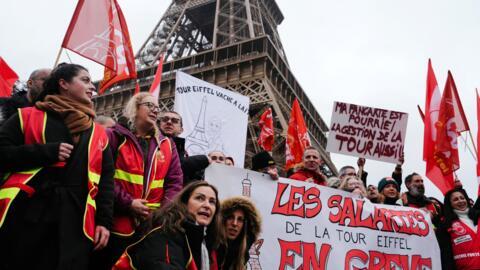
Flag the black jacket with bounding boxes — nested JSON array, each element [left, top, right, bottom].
[[172, 136, 210, 185], [127, 220, 217, 269], [0, 110, 114, 269]]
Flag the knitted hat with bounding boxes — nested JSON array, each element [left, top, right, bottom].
[[252, 151, 275, 171], [378, 177, 400, 192]]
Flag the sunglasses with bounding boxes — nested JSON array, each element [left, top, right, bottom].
[[139, 102, 160, 112], [160, 116, 181, 124], [210, 155, 225, 161]]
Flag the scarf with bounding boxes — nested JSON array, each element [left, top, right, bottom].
[[35, 95, 95, 137], [200, 227, 210, 270], [454, 208, 477, 232]]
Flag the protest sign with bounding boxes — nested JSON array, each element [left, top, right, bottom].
[[326, 101, 408, 164], [174, 71, 250, 166], [205, 164, 441, 270]]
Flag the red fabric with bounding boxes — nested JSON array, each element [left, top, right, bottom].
[[149, 54, 164, 100], [134, 82, 140, 94], [0, 57, 18, 97], [423, 59, 454, 194], [290, 169, 326, 186], [62, 0, 136, 93], [112, 137, 172, 236], [257, 107, 274, 151], [477, 90, 480, 195], [448, 218, 480, 270], [285, 99, 311, 170]]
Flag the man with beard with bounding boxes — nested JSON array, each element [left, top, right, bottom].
[[401, 172, 442, 227]]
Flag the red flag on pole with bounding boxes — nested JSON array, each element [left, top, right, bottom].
[[149, 55, 164, 100], [423, 59, 453, 194], [476, 89, 480, 195], [257, 107, 274, 151], [0, 57, 18, 97], [423, 59, 454, 194], [134, 82, 140, 94], [434, 71, 469, 175], [286, 99, 311, 171], [62, 0, 137, 94]]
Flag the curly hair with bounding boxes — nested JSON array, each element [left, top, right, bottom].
[[123, 92, 160, 137]]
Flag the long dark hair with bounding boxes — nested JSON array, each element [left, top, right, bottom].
[[36, 63, 88, 101], [443, 188, 476, 228], [145, 181, 222, 247]]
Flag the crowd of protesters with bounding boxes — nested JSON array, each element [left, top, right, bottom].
[[0, 63, 478, 270]]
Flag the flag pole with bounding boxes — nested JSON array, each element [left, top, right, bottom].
[[467, 130, 478, 160], [53, 47, 63, 68]]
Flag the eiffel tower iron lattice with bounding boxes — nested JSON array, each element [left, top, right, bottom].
[[93, 0, 337, 175]]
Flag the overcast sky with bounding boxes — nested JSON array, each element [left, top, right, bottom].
[[2, 0, 480, 200]]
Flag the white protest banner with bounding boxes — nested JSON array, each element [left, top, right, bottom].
[[326, 101, 408, 164], [205, 164, 441, 270], [174, 71, 250, 166]]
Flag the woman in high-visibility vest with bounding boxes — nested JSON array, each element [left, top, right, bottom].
[[0, 63, 114, 270], [95, 92, 183, 268], [437, 188, 480, 270], [113, 181, 221, 269]]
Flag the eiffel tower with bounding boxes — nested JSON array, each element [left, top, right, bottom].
[[93, 0, 337, 175]]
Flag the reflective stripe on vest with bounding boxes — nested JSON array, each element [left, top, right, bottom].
[[83, 123, 108, 241], [0, 108, 45, 229], [112, 137, 172, 236], [0, 107, 107, 242]]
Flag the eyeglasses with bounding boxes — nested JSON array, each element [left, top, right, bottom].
[[210, 155, 225, 161], [139, 102, 160, 112], [160, 116, 181, 124]]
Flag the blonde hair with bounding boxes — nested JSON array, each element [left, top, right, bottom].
[[123, 92, 160, 138]]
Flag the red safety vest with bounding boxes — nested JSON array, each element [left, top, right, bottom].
[[0, 107, 107, 241], [113, 227, 218, 270], [448, 218, 480, 270], [112, 136, 172, 236]]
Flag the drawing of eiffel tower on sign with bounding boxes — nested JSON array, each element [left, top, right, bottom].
[[186, 96, 209, 155]]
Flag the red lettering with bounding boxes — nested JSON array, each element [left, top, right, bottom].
[[344, 249, 368, 270], [278, 239, 301, 269], [279, 240, 332, 270], [271, 183, 323, 218], [304, 186, 322, 218], [328, 195, 343, 223]]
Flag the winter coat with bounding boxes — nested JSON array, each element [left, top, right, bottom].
[[114, 220, 218, 269], [218, 196, 262, 270], [172, 136, 210, 185], [290, 169, 327, 186], [0, 110, 114, 270], [107, 122, 183, 212]]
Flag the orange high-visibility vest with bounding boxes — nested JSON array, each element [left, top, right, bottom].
[[0, 107, 108, 241], [112, 136, 172, 236], [113, 227, 218, 270]]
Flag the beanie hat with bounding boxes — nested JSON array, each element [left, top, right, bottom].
[[252, 151, 275, 171], [378, 177, 400, 192]]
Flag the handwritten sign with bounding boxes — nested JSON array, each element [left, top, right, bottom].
[[174, 71, 250, 166], [326, 101, 408, 163], [205, 164, 441, 270]]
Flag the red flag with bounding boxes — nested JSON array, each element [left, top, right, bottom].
[[0, 57, 18, 97], [423, 59, 454, 194], [257, 107, 274, 151], [134, 82, 140, 94], [434, 71, 469, 175], [62, 0, 136, 93], [149, 55, 164, 100], [286, 99, 311, 171], [476, 89, 480, 195]]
